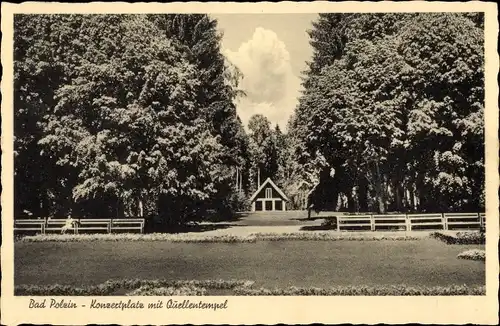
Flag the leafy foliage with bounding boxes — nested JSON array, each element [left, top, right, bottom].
[[14, 14, 246, 226], [293, 13, 484, 213], [457, 249, 485, 261]]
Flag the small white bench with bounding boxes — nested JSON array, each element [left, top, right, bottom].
[[14, 219, 46, 234], [444, 213, 480, 230], [373, 214, 407, 231], [407, 213, 444, 231], [337, 215, 372, 231], [45, 219, 73, 233], [111, 218, 145, 233], [77, 219, 112, 234], [14, 217, 146, 234], [480, 213, 486, 229]]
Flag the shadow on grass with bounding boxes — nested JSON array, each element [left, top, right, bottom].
[[146, 223, 241, 234], [178, 223, 240, 234], [206, 212, 247, 223], [299, 225, 337, 231], [293, 217, 327, 221]]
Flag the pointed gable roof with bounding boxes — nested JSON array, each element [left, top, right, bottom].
[[249, 177, 289, 202]]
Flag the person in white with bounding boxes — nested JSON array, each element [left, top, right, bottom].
[[61, 215, 76, 234]]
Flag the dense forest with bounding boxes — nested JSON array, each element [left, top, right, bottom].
[[14, 13, 484, 227]]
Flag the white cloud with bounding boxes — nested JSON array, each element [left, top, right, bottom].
[[223, 27, 302, 131]]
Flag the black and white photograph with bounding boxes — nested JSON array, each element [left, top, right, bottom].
[[1, 1, 498, 325]]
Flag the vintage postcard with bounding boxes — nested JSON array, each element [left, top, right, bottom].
[[1, 1, 499, 325]]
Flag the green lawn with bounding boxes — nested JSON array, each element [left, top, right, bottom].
[[15, 238, 484, 288]]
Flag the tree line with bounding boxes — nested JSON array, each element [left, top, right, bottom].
[[288, 13, 485, 213], [14, 14, 252, 227], [14, 13, 485, 227]]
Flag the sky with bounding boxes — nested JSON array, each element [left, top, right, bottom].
[[211, 14, 318, 131]]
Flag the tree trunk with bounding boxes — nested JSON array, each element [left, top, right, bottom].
[[394, 180, 404, 212], [235, 167, 239, 192], [347, 191, 355, 212], [239, 168, 243, 193], [358, 177, 369, 212], [138, 198, 143, 217], [374, 161, 386, 214]]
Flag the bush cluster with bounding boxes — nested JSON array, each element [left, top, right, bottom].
[[19, 233, 257, 243], [457, 249, 486, 261], [430, 231, 485, 245], [16, 278, 484, 296], [15, 284, 115, 296], [126, 285, 207, 296], [19, 232, 424, 243], [15, 279, 255, 296], [251, 232, 420, 241], [320, 218, 337, 229], [233, 285, 486, 296]]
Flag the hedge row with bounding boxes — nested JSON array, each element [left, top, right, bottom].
[[15, 279, 255, 296], [126, 285, 207, 296], [457, 249, 486, 261], [251, 232, 420, 241], [232, 285, 486, 296], [18, 233, 258, 243], [19, 232, 422, 243], [430, 231, 485, 245], [15, 281, 485, 296]]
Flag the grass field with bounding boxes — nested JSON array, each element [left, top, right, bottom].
[[15, 238, 485, 289]]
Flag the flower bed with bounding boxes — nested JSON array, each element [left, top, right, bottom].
[[430, 231, 485, 245], [15, 279, 485, 296], [18, 233, 257, 243], [251, 232, 420, 241], [18, 232, 422, 243], [126, 285, 207, 296], [457, 249, 485, 261], [15, 279, 255, 296], [233, 284, 486, 296]]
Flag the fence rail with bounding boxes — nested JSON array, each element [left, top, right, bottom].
[[14, 213, 486, 235], [336, 213, 486, 232], [14, 218, 145, 235]]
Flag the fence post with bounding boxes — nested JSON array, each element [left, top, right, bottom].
[[337, 216, 341, 232], [406, 214, 411, 231], [370, 215, 375, 231], [108, 220, 112, 234], [441, 213, 446, 231], [74, 220, 79, 235], [41, 223, 46, 235]]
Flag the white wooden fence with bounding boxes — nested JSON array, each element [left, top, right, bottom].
[[337, 213, 486, 232], [14, 218, 145, 235]]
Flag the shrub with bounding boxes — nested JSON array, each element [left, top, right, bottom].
[[320, 217, 337, 229], [456, 231, 486, 244], [18, 232, 423, 243], [15, 279, 255, 296], [251, 232, 420, 241], [15, 284, 115, 296], [126, 285, 207, 296], [430, 231, 485, 245], [16, 279, 484, 296], [19, 233, 257, 243], [228, 191, 251, 213], [457, 249, 485, 261], [233, 284, 486, 296]]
